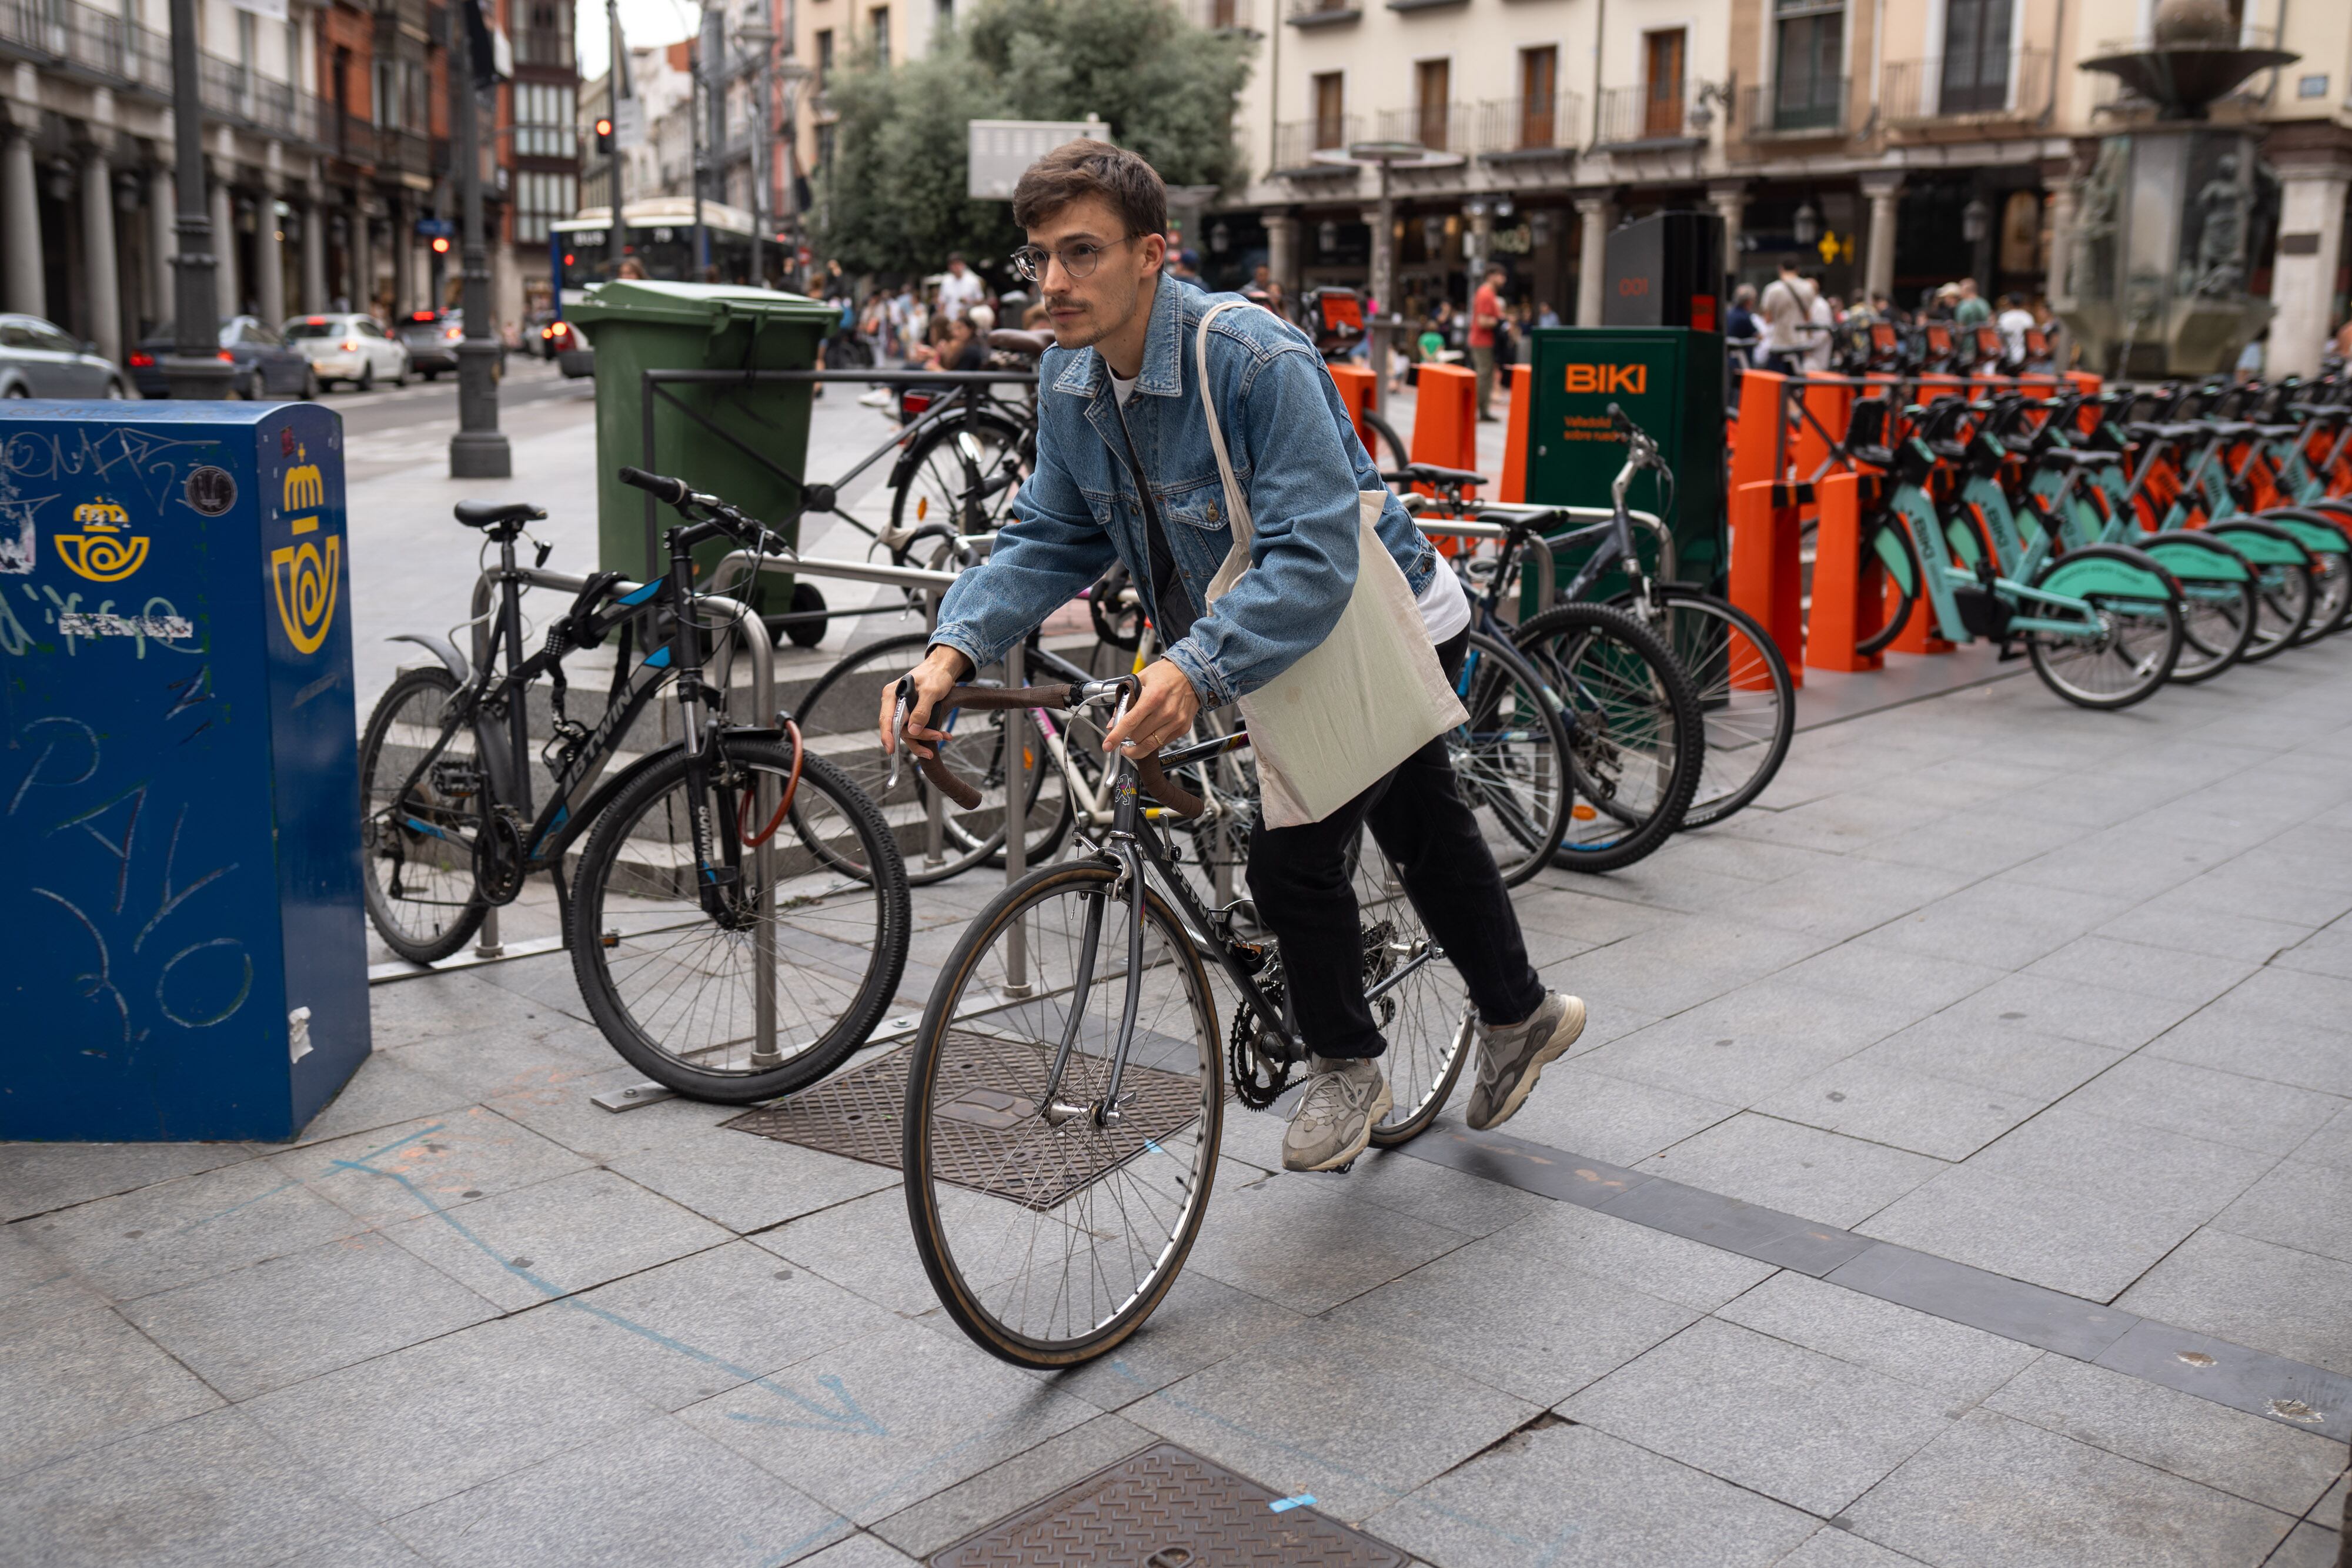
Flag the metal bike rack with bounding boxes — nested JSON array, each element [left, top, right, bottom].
[[1416, 504, 1672, 607]]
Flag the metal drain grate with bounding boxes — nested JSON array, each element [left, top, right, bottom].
[[726, 1031, 1205, 1211], [931, 1442, 1406, 1567]]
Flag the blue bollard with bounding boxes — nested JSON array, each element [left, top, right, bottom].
[[1, 400, 370, 1142]]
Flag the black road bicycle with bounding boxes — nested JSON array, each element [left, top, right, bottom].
[[358, 473, 910, 1102], [897, 676, 1472, 1368]]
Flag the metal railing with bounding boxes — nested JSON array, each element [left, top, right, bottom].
[[1595, 81, 1696, 146], [1475, 92, 1583, 155], [1284, 0, 1359, 24], [1742, 75, 1847, 135], [1882, 48, 2050, 123], [0, 0, 329, 144], [1272, 116, 1362, 172], [1373, 103, 1469, 155], [1182, 0, 1253, 31], [515, 26, 572, 65]]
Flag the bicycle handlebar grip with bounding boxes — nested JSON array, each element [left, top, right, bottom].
[[617, 467, 692, 506], [1134, 755, 1205, 820], [914, 750, 983, 811], [938, 683, 1075, 712]]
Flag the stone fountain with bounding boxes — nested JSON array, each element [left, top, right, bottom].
[[2056, 0, 2297, 377]]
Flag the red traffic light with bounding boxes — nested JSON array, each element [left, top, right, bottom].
[[432, 236, 451, 255], [595, 117, 613, 135]]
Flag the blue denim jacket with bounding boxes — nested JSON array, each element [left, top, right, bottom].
[[930, 275, 1439, 707]]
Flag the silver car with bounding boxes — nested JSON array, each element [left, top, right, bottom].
[[0, 314, 129, 399], [284, 313, 412, 392]]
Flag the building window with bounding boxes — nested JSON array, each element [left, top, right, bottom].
[[1937, 0, 2010, 113], [1642, 29, 1685, 136], [1312, 71, 1344, 150], [870, 5, 888, 66], [1518, 46, 1556, 148], [516, 170, 578, 243], [816, 28, 832, 84], [1414, 59, 1448, 151], [1773, 0, 1844, 129], [515, 82, 577, 157]]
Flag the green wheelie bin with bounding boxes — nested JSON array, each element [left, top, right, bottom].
[[568, 279, 838, 586]]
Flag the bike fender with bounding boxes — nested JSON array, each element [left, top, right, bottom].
[[2036, 545, 2178, 603], [2141, 533, 2252, 583], [2205, 520, 2316, 567], [388, 631, 469, 682], [2257, 511, 2352, 555]]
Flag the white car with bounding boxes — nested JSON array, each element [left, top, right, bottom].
[[283, 313, 411, 392]]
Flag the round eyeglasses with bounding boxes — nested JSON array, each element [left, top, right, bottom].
[[1009, 235, 1136, 283]]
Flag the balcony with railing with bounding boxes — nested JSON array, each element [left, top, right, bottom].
[[1182, 0, 1254, 32], [516, 26, 572, 67], [1475, 92, 1584, 159], [1284, 0, 1359, 27], [1882, 48, 2050, 126], [1372, 103, 1469, 155], [1595, 80, 1701, 148], [1742, 75, 1847, 136], [1271, 116, 1362, 175], [1, 0, 329, 144]]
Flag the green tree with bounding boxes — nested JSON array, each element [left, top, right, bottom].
[[816, 0, 1252, 278]]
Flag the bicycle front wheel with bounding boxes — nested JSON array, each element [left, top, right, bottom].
[[1351, 833, 1476, 1148], [358, 666, 486, 964], [904, 860, 1222, 1368], [1449, 629, 1572, 888], [1512, 601, 1703, 873], [1615, 590, 1794, 828], [569, 739, 910, 1102]]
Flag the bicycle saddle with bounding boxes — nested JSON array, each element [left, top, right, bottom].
[[1387, 462, 1489, 489], [987, 329, 1054, 358], [455, 499, 547, 530]]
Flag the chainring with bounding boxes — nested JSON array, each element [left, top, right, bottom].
[[1227, 920, 1402, 1110], [472, 804, 529, 906]]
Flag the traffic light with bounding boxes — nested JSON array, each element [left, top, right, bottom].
[[594, 116, 614, 156], [431, 235, 451, 256]]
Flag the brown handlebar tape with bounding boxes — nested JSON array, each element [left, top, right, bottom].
[[908, 681, 1207, 821], [938, 683, 1074, 711]]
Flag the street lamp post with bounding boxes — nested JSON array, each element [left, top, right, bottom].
[[449, 1, 510, 478], [737, 21, 775, 285], [162, 0, 231, 398]]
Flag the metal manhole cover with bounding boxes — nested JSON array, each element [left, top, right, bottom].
[[726, 1032, 1204, 1211], [930, 1442, 1406, 1567]]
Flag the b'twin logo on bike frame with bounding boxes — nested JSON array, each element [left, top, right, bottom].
[[1562, 363, 1647, 396]]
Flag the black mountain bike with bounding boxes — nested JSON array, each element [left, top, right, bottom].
[[357, 473, 910, 1102]]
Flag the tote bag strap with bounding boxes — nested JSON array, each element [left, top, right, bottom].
[[1194, 300, 1258, 554]]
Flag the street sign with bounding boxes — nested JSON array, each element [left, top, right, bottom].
[[967, 118, 1111, 200], [613, 95, 646, 149], [416, 217, 455, 239]]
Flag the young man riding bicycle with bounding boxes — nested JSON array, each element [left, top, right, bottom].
[[879, 142, 1583, 1172]]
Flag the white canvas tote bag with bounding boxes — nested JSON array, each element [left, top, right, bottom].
[[1193, 301, 1466, 827]]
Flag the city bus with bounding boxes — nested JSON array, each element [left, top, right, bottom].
[[549, 196, 760, 317]]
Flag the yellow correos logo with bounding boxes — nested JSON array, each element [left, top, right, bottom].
[[1563, 363, 1648, 396], [270, 453, 339, 654], [56, 501, 149, 582]]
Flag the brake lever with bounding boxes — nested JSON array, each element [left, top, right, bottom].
[[887, 676, 913, 791]]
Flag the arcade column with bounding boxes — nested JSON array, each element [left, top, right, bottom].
[[2271, 158, 2352, 378]]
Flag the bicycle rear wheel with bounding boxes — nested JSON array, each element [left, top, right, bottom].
[[1616, 590, 1793, 828], [1511, 601, 1703, 874], [1856, 513, 1920, 658], [569, 738, 910, 1102], [358, 666, 487, 964], [2025, 594, 2183, 710], [888, 409, 1028, 537], [1449, 629, 1572, 888], [904, 860, 1222, 1368]]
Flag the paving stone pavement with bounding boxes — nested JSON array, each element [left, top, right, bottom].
[[9, 579, 2352, 1561]]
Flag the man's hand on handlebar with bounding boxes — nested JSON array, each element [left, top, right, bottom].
[[880, 644, 974, 761], [1100, 659, 1200, 760]]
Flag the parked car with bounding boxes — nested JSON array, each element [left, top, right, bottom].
[[283, 313, 411, 391], [0, 314, 130, 399], [526, 310, 579, 360], [129, 317, 315, 399]]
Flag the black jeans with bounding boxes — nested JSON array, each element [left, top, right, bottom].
[[1244, 630, 1547, 1059]]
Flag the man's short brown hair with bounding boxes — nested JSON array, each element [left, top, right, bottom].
[[1011, 139, 1168, 243]]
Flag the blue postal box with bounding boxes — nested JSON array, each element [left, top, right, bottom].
[[1, 402, 369, 1141]]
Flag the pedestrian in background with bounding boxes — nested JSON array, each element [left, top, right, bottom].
[[1759, 255, 1816, 375], [1802, 280, 1835, 373], [1953, 277, 1992, 328], [937, 252, 987, 326], [1469, 263, 1506, 421]]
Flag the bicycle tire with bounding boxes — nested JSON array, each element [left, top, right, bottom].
[[1351, 832, 1477, 1148], [2022, 563, 2184, 711], [1855, 513, 1921, 658], [568, 738, 910, 1103], [1511, 601, 1703, 874], [792, 631, 1061, 885], [1361, 409, 1412, 476], [2170, 576, 2261, 683], [1612, 589, 1794, 828], [2207, 521, 2315, 661], [2294, 546, 2350, 644], [887, 409, 1030, 537], [904, 860, 1222, 1368], [1451, 628, 1573, 887], [358, 666, 487, 964]]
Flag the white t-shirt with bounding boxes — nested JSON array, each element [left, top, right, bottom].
[[936, 269, 987, 322], [1997, 307, 2034, 362], [1108, 370, 1469, 644], [1760, 275, 1816, 355]]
